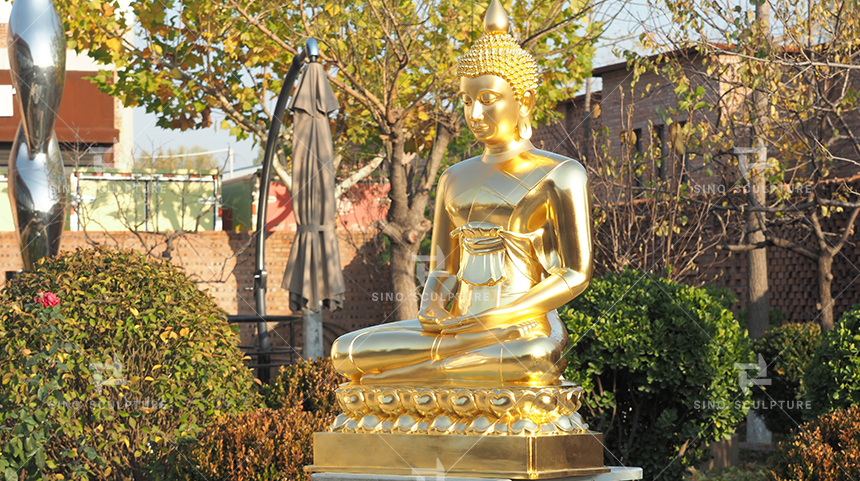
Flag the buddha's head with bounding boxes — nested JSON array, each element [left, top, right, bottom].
[[457, 0, 538, 146]]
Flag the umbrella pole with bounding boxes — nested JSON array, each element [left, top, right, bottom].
[[254, 39, 317, 381], [303, 301, 324, 360]]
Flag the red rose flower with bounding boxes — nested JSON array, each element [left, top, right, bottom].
[[34, 292, 60, 308]]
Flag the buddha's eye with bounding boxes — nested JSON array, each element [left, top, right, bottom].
[[460, 94, 473, 106], [478, 93, 498, 105]]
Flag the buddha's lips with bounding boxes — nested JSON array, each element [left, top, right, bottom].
[[471, 124, 490, 133]]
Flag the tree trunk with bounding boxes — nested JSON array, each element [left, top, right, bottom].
[[389, 239, 421, 319], [380, 118, 446, 321], [748, 0, 771, 339], [747, 154, 769, 339], [818, 252, 834, 330]]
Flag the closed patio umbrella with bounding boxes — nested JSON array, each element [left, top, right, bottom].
[[282, 60, 345, 359]]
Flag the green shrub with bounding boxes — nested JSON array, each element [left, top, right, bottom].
[[259, 358, 341, 412], [175, 359, 342, 480], [561, 270, 752, 480], [702, 285, 738, 310], [750, 323, 821, 434], [769, 405, 860, 480], [736, 308, 784, 332], [803, 305, 860, 417], [0, 248, 261, 480]]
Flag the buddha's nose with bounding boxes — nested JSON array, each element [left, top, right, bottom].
[[469, 104, 484, 122]]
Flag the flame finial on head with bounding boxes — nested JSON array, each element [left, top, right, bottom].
[[483, 0, 510, 34], [457, 0, 538, 102]]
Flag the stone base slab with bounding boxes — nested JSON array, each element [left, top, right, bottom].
[[311, 467, 643, 481], [307, 432, 608, 479]]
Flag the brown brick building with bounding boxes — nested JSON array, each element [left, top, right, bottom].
[[533, 51, 860, 324]]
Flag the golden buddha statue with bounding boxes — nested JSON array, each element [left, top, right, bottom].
[[310, 2, 607, 477], [331, 0, 593, 388]]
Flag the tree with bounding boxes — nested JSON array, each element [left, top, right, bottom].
[[636, 0, 860, 329], [62, 0, 605, 320]]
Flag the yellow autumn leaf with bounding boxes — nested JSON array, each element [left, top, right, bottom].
[[105, 37, 121, 53], [159, 332, 169, 342], [129, 307, 139, 317], [179, 328, 189, 337], [144, 376, 155, 382]]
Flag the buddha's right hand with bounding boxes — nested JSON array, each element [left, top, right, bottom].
[[418, 304, 457, 332]]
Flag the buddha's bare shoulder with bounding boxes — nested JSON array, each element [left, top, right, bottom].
[[438, 150, 586, 189], [440, 154, 484, 176], [525, 149, 587, 189], [437, 154, 488, 191]]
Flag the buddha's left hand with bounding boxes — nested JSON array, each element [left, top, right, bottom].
[[439, 307, 518, 335]]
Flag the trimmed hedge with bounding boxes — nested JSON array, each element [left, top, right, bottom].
[[804, 305, 860, 417], [174, 359, 342, 480], [750, 323, 821, 433], [0, 248, 260, 480], [562, 270, 752, 480]]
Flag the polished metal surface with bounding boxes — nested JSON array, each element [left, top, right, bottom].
[[308, 432, 608, 479], [7, 0, 68, 269], [327, 383, 589, 436], [330, 0, 593, 387], [306, 37, 320, 62], [8, 129, 66, 268]]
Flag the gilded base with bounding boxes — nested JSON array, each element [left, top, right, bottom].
[[307, 432, 608, 479], [329, 382, 588, 436]]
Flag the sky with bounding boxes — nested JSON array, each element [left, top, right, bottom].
[[133, 108, 259, 172]]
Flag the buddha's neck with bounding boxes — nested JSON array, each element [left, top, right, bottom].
[[482, 137, 535, 164]]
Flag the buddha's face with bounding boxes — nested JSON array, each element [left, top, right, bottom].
[[459, 75, 534, 145]]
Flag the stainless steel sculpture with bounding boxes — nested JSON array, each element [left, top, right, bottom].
[[7, 0, 68, 269]]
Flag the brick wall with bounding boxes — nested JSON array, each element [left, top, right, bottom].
[[534, 54, 860, 325], [532, 94, 604, 161], [0, 230, 393, 355], [706, 199, 860, 324]]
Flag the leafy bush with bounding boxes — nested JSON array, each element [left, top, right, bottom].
[[259, 358, 341, 412], [173, 406, 329, 481], [0, 248, 260, 480], [175, 359, 342, 480], [736, 308, 784, 332], [803, 305, 860, 417], [750, 323, 821, 434], [769, 405, 860, 480], [561, 270, 753, 480]]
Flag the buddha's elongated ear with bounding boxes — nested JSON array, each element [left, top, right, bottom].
[[519, 90, 536, 117]]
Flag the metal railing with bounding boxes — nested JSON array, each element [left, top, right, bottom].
[[226, 314, 345, 381]]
